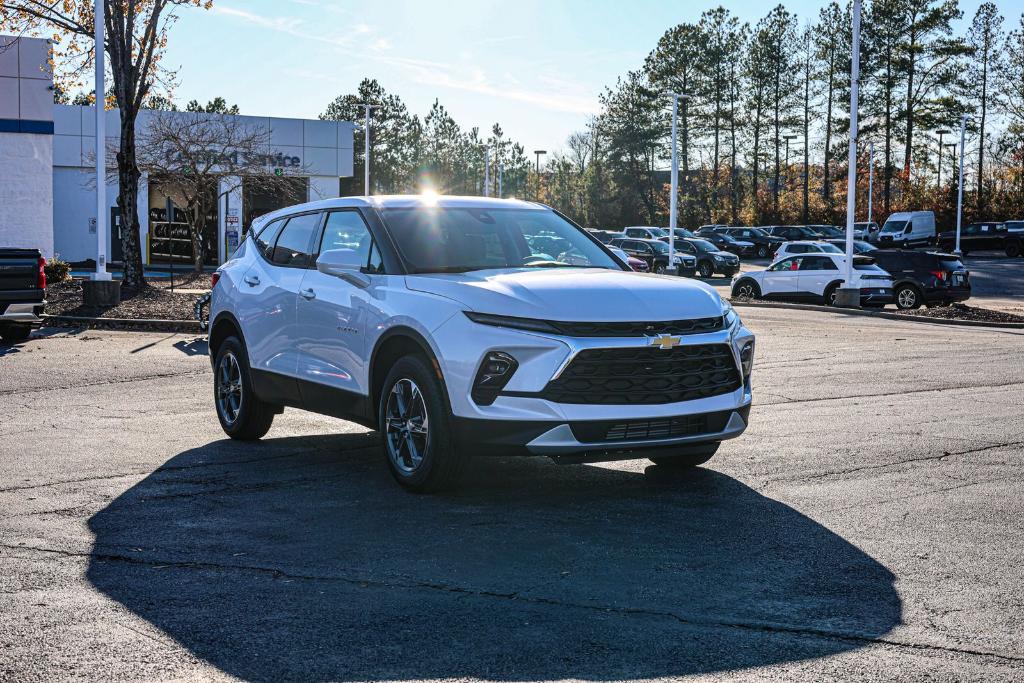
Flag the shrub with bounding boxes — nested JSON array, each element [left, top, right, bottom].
[[45, 255, 72, 284]]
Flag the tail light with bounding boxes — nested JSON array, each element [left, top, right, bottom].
[[930, 270, 947, 283], [37, 256, 47, 290], [211, 271, 221, 289]]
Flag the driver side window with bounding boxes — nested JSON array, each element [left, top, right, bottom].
[[769, 258, 801, 272], [318, 210, 379, 272]]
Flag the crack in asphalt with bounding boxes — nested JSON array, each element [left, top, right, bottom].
[[756, 380, 1024, 407], [780, 439, 1024, 484], [0, 369, 209, 397], [2, 542, 1022, 666]]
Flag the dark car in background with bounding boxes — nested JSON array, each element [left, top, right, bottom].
[[936, 222, 1022, 258], [676, 238, 740, 278], [761, 225, 825, 242], [0, 248, 46, 344], [870, 249, 970, 310], [807, 224, 844, 238], [609, 237, 696, 275], [586, 229, 623, 244], [712, 227, 785, 259], [694, 228, 757, 258]]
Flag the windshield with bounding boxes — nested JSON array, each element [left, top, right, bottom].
[[649, 240, 669, 253], [380, 207, 621, 273], [881, 220, 908, 233], [689, 239, 718, 252], [748, 228, 769, 238]]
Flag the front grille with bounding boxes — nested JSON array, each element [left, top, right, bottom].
[[545, 316, 725, 337], [570, 409, 733, 443], [541, 343, 741, 405]]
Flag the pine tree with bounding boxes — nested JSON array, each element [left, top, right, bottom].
[[964, 3, 1005, 213]]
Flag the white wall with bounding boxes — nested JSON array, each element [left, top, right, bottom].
[[53, 167, 118, 263], [0, 133, 53, 256]]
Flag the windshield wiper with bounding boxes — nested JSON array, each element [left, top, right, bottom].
[[410, 265, 486, 274]]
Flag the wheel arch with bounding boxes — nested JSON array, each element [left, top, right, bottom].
[[369, 327, 451, 426], [209, 312, 245, 365]]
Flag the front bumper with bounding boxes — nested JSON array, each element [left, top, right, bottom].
[[453, 404, 751, 462], [434, 310, 755, 458]]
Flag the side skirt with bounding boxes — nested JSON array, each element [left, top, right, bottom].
[[251, 369, 377, 430]]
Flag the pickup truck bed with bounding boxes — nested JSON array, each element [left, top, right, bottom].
[[0, 248, 46, 343]]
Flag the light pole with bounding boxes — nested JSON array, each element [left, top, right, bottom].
[[783, 134, 798, 194], [954, 114, 968, 256], [483, 146, 491, 197], [533, 150, 547, 200], [836, 0, 863, 308], [356, 103, 380, 195], [92, 0, 110, 282], [667, 92, 689, 275], [867, 139, 874, 229], [936, 129, 951, 188]]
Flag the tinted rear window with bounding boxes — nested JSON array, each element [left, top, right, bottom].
[[939, 258, 965, 271]]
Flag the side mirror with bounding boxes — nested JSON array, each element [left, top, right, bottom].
[[316, 249, 371, 288]]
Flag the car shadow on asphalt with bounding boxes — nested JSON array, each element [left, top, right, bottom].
[[86, 433, 901, 681]]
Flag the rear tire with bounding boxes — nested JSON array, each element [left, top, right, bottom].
[[732, 279, 761, 299], [379, 354, 468, 493], [1007, 241, 1022, 258], [651, 443, 719, 468], [0, 325, 32, 344], [214, 336, 275, 440], [895, 284, 922, 310]]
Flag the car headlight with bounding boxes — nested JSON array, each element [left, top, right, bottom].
[[713, 254, 725, 261], [464, 311, 559, 333], [722, 300, 739, 328]]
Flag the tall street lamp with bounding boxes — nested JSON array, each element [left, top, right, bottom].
[[356, 103, 381, 195], [533, 150, 547, 200], [867, 139, 875, 228], [954, 114, 969, 256], [92, 0, 109, 283], [667, 92, 690, 275], [936, 129, 951, 188], [783, 134, 798, 193], [836, 0, 863, 308]]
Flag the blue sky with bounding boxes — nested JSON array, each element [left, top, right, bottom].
[[163, 0, 1015, 154]]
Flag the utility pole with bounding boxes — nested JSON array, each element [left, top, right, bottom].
[[836, 0, 862, 308], [356, 103, 380, 195], [667, 92, 689, 275], [533, 150, 547, 201], [936, 129, 951, 188], [92, 0, 109, 282], [483, 147, 491, 197], [867, 139, 874, 229], [954, 114, 968, 256]]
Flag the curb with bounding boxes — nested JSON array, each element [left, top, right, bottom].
[[42, 314, 201, 334], [730, 300, 1024, 329]]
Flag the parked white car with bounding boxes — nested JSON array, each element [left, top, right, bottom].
[[208, 196, 755, 492], [731, 252, 894, 307], [772, 241, 843, 260]]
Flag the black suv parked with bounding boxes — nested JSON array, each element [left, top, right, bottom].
[[761, 225, 824, 241], [693, 229, 757, 258], [936, 222, 1022, 258], [870, 249, 970, 309], [609, 237, 695, 275], [710, 227, 784, 259], [676, 238, 740, 278]]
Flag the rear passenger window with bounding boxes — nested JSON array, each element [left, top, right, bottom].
[[270, 213, 321, 267], [255, 219, 285, 258]]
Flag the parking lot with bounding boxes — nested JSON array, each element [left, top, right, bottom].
[[2, 307, 1023, 681]]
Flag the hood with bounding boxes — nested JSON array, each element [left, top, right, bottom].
[[405, 268, 725, 321]]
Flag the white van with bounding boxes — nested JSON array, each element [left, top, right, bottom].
[[875, 211, 936, 248]]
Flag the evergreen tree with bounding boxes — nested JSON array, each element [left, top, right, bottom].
[[963, 3, 1005, 213]]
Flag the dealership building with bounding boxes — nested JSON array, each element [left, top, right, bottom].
[[0, 35, 356, 266]]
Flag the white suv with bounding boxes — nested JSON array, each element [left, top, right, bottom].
[[731, 253, 894, 307], [208, 196, 755, 491], [772, 241, 843, 260]]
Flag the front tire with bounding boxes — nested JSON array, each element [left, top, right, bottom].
[[698, 260, 714, 279], [651, 443, 719, 468], [652, 262, 666, 274], [824, 283, 840, 307], [379, 355, 467, 493], [214, 336, 275, 440]]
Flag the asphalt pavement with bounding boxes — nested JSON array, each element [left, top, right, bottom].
[[1, 310, 1023, 681]]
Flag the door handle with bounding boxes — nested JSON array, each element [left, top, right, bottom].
[[243, 275, 260, 287], [300, 288, 316, 300]]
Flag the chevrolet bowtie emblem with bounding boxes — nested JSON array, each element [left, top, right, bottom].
[[649, 334, 682, 350]]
